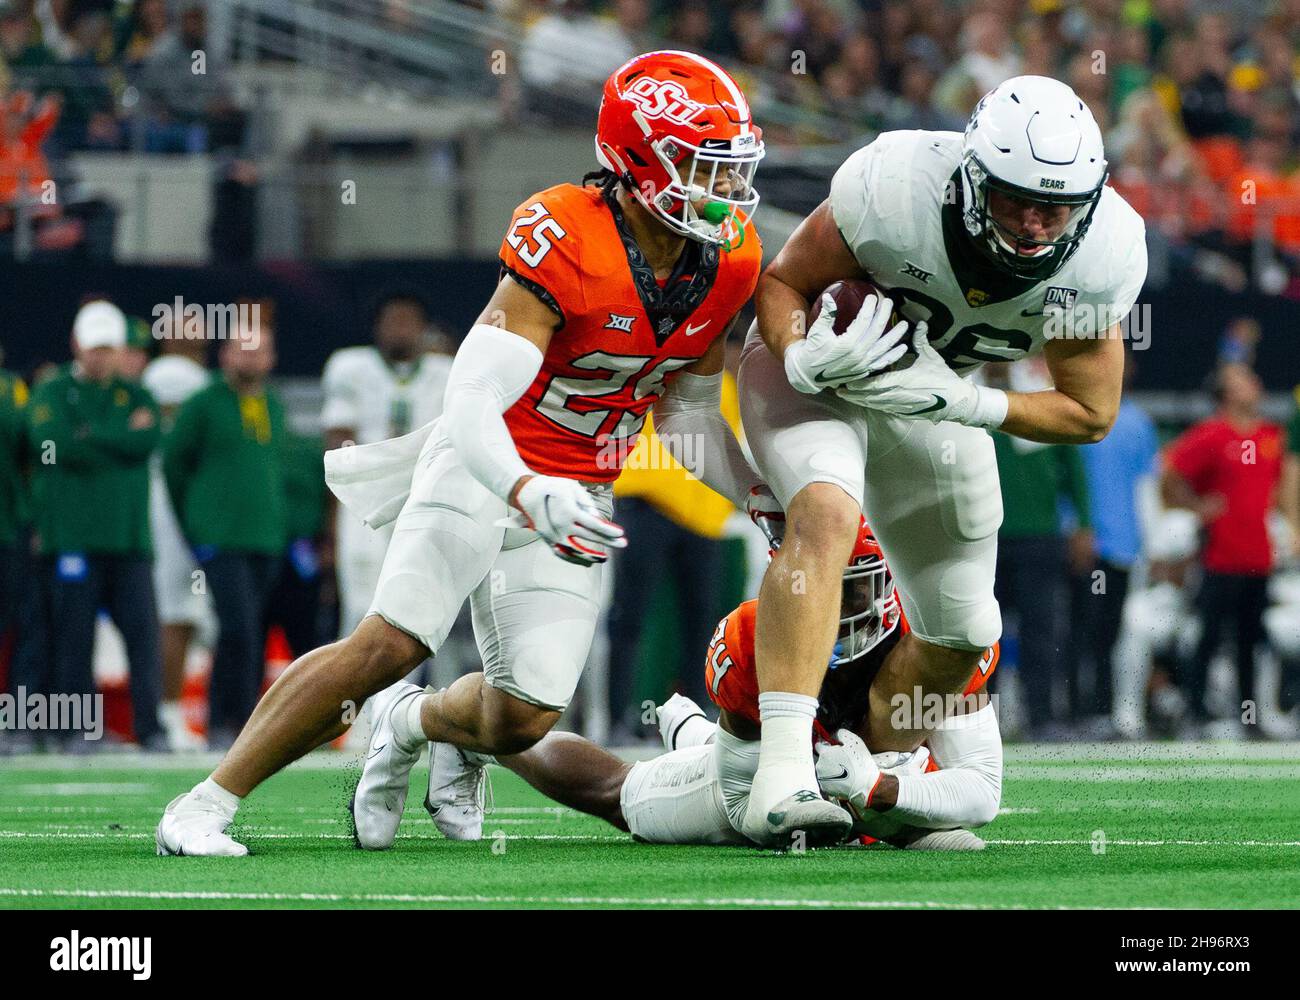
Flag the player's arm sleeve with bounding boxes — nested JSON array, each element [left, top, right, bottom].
[[652, 371, 764, 508], [319, 352, 360, 433], [889, 704, 1003, 829], [441, 324, 543, 501]]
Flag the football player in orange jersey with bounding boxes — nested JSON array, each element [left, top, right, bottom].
[[156, 50, 784, 857], [476, 516, 1003, 850]]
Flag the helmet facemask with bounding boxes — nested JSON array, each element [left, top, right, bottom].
[[959, 151, 1105, 277], [830, 555, 897, 667], [642, 131, 763, 250]]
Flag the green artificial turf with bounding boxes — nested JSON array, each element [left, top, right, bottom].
[[1, 745, 1297, 909]]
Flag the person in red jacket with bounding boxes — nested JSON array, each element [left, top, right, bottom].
[[1161, 362, 1283, 733]]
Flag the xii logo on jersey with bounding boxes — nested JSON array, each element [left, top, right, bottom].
[[901, 261, 933, 284], [604, 313, 636, 333], [624, 77, 706, 125]]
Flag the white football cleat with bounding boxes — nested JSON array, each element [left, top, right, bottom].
[[424, 742, 489, 841], [889, 826, 986, 851], [742, 765, 852, 849], [155, 791, 248, 857], [349, 681, 425, 850]]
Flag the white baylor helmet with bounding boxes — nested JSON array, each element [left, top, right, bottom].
[[959, 75, 1108, 276]]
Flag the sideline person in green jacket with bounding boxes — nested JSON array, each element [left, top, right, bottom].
[[27, 300, 164, 749], [164, 318, 285, 748]]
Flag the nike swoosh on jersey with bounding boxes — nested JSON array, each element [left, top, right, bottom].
[[684, 321, 709, 337]]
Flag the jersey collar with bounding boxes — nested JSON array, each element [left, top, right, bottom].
[[602, 184, 720, 347]]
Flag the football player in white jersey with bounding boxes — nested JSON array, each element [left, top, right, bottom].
[[739, 76, 1148, 846], [320, 292, 453, 637]]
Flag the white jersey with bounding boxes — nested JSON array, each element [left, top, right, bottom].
[[828, 130, 1147, 374], [320, 346, 453, 444]]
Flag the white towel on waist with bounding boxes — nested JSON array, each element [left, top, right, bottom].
[[323, 420, 437, 529]]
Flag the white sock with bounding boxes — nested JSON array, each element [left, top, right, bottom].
[[391, 690, 428, 751], [756, 691, 819, 792], [194, 777, 240, 819]]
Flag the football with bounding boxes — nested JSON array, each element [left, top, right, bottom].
[[809, 278, 917, 372]]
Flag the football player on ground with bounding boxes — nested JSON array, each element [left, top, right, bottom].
[[739, 76, 1147, 845], [444, 517, 1002, 850], [157, 50, 778, 857]]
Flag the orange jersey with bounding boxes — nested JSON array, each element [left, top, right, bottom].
[[705, 599, 999, 733], [498, 182, 761, 482]]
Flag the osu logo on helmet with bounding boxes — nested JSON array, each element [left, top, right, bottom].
[[595, 50, 764, 248], [623, 77, 706, 126]]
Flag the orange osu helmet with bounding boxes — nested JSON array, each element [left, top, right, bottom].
[[595, 50, 764, 249]]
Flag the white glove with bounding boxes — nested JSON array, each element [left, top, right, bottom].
[[513, 475, 627, 567], [834, 324, 1008, 428], [783, 292, 910, 394], [814, 728, 882, 815], [873, 746, 931, 776], [744, 484, 785, 549]]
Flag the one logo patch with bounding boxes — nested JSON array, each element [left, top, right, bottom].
[[604, 313, 636, 333], [1040, 178, 1067, 190], [1044, 286, 1078, 312], [901, 261, 933, 284], [965, 287, 989, 307]]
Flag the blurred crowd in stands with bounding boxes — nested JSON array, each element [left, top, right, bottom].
[[2, 0, 1300, 284], [0, 0, 244, 257], [512, 0, 1300, 291]]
